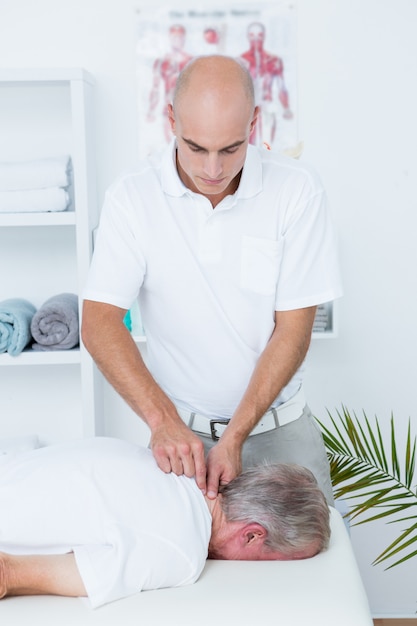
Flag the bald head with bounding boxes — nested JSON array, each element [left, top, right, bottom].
[[167, 55, 258, 207], [172, 55, 255, 112]]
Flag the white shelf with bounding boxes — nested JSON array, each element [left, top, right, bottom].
[[312, 330, 337, 340], [0, 211, 76, 227], [0, 349, 81, 366]]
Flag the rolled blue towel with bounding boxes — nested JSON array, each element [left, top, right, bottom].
[[0, 298, 36, 356], [30, 293, 79, 351]]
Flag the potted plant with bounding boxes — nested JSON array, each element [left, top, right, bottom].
[[316, 407, 417, 569]]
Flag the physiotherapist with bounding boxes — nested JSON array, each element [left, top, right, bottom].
[[82, 55, 343, 504]]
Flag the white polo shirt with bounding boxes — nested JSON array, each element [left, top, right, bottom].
[[84, 141, 342, 417]]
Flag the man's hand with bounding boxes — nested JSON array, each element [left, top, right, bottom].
[[151, 420, 207, 494], [205, 441, 242, 499]]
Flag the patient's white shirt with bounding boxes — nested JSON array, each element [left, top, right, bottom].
[[0, 438, 211, 608]]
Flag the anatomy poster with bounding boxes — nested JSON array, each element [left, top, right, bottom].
[[135, 3, 297, 158]]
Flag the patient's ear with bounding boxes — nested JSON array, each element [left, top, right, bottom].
[[242, 523, 267, 546]]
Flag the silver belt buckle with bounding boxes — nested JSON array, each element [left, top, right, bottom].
[[209, 418, 230, 441]]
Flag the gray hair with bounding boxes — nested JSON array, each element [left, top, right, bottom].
[[219, 463, 330, 556]]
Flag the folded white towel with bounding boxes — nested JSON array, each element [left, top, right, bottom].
[[0, 187, 70, 213], [0, 156, 71, 191]]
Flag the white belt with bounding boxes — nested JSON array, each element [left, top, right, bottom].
[[179, 386, 306, 441]]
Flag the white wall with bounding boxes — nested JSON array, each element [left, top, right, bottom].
[[0, 0, 416, 616]]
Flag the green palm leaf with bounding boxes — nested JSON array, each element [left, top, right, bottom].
[[315, 406, 417, 569]]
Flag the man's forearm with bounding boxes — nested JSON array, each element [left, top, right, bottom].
[[81, 300, 179, 430], [222, 306, 317, 446]]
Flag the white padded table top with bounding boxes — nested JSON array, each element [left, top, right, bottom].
[[0, 508, 373, 626]]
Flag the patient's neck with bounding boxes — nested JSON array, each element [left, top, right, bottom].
[[204, 494, 220, 516], [205, 495, 232, 559]]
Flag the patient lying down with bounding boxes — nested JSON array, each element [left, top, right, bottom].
[[0, 437, 330, 608]]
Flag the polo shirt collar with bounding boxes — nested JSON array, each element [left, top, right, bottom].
[[160, 139, 187, 197], [237, 145, 263, 199], [160, 139, 263, 199]]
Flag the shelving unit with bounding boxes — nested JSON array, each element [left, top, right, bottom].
[[0, 68, 103, 442]]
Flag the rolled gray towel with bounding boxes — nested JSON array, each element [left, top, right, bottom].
[[30, 293, 79, 351]]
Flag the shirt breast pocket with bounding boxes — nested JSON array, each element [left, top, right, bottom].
[[240, 235, 283, 296]]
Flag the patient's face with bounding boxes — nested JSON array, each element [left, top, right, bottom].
[[207, 506, 321, 561], [209, 534, 320, 561]]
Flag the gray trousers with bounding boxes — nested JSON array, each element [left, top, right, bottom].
[[189, 405, 334, 506]]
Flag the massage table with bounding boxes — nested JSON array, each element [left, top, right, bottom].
[[0, 507, 373, 625]]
